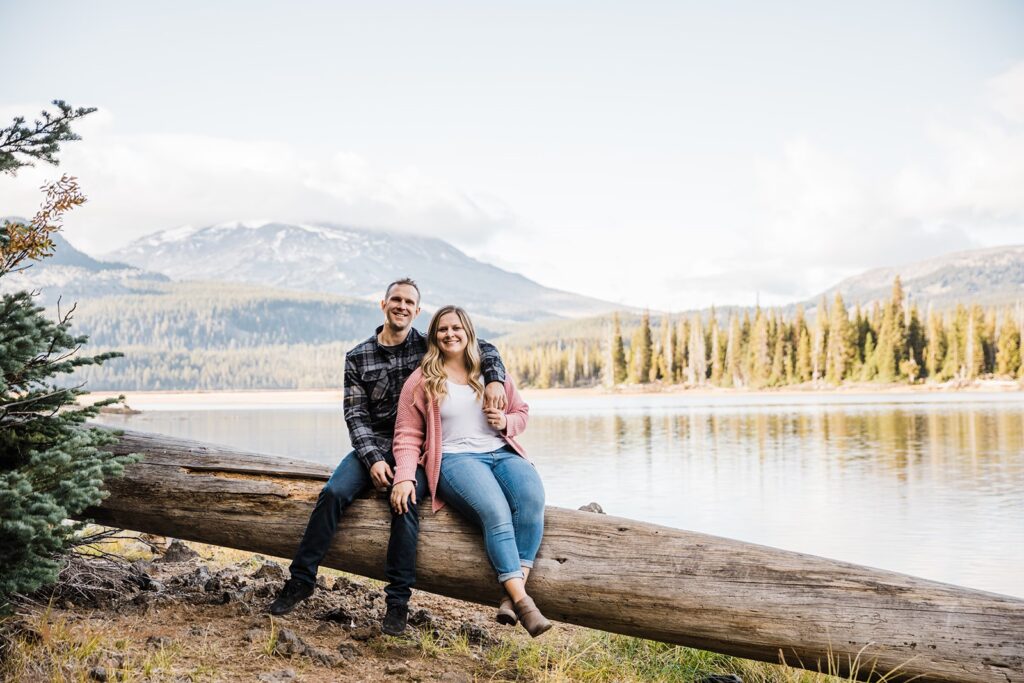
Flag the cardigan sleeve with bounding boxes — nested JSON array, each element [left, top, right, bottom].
[[502, 376, 529, 439], [393, 373, 427, 484]]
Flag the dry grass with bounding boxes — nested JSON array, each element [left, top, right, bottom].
[[0, 530, 912, 682]]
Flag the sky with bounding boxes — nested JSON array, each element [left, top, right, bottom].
[[1, 1, 1023, 311]]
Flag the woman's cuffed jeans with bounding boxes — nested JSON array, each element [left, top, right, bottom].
[[436, 446, 545, 583]]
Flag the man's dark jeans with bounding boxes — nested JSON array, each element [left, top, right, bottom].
[[289, 450, 430, 607]]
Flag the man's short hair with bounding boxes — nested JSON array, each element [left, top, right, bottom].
[[385, 278, 420, 304]]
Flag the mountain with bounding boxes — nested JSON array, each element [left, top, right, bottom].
[[105, 221, 620, 322], [815, 245, 1024, 310], [0, 233, 169, 306]]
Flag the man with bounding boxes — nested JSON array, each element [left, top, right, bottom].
[[268, 278, 508, 636]]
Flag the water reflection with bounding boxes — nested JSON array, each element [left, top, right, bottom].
[[96, 396, 1024, 597]]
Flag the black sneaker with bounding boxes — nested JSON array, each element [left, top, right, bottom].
[[268, 578, 314, 615], [381, 603, 409, 636]]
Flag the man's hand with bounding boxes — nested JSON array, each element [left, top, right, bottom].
[[370, 461, 394, 491], [484, 407, 507, 432], [390, 480, 416, 515], [483, 381, 507, 411]]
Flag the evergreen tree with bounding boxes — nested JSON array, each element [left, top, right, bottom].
[[632, 310, 653, 384], [996, 309, 1021, 377], [747, 308, 770, 387], [793, 306, 811, 383], [725, 313, 742, 387], [1, 102, 134, 611], [709, 311, 724, 385], [825, 293, 852, 384], [610, 313, 627, 385], [686, 314, 706, 385], [924, 307, 946, 379], [811, 297, 828, 382]]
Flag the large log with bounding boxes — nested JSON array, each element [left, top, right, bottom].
[[81, 430, 1023, 683]]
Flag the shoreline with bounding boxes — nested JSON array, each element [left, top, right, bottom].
[[83, 379, 1024, 409]]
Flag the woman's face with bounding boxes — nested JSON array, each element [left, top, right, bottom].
[[435, 311, 469, 358]]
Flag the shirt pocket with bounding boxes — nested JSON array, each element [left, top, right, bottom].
[[361, 368, 390, 403]]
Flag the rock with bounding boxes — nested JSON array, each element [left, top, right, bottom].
[[316, 574, 332, 590], [337, 642, 359, 659], [252, 561, 286, 582], [89, 666, 108, 681], [439, 672, 472, 683], [257, 669, 296, 683], [458, 621, 493, 645], [314, 622, 335, 635], [319, 606, 355, 625], [408, 609, 436, 628], [578, 502, 605, 514], [143, 578, 164, 593], [146, 635, 173, 649], [348, 626, 378, 642], [178, 565, 211, 587], [273, 628, 306, 657], [306, 646, 342, 667], [156, 540, 199, 563], [204, 578, 222, 593], [242, 628, 264, 644], [385, 662, 409, 675]]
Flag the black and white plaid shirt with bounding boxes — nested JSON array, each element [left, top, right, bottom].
[[344, 325, 506, 470]]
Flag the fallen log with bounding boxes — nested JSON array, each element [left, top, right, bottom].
[[81, 429, 1024, 683]]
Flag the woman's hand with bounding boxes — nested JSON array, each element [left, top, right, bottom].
[[484, 407, 507, 432], [390, 480, 417, 515]]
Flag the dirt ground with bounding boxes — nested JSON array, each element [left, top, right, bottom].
[[1, 539, 574, 682]]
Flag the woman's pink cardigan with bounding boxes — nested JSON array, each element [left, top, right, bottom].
[[392, 368, 530, 512]]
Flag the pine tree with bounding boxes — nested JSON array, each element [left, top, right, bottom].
[[996, 309, 1021, 377], [924, 307, 946, 380], [610, 313, 627, 385], [709, 311, 724, 385], [725, 313, 742, 387], [633, 310, 653, 384], [1, 102, 134, 611], [811, 297, 828, 382], [825, 293, 852, 384], [686, 314, 707, 385], [748, 308, 770, 387]]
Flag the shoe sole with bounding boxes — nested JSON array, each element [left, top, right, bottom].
[[496, 610, 518, 626]]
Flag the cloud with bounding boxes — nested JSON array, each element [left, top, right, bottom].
[[0, 107, 517, 254], [682, 61, 1024, 304]]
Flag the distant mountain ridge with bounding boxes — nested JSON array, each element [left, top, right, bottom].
[[816, 244, 1024, 309], [105, 221, 620, 322]]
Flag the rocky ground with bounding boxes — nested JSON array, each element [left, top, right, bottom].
[[0, 537, 568, 682]]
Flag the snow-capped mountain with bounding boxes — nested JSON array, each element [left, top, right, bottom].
[[0, 233, 168, 306], [105, 221, 619, 322], [815, 244, 1024, 309]]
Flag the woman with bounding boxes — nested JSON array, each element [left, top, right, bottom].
[[389, 305, 550, 637]]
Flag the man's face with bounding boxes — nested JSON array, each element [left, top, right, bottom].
[[381, 284, 421, 332]]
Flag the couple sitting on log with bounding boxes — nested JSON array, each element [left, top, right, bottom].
[[267, 278, 552, 638]]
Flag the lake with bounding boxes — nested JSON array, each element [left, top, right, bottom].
[[94, 391, 1024, 598]]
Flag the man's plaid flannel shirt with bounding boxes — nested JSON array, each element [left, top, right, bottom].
[[344, 325, 507, 470]]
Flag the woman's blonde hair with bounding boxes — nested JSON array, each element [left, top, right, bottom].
[[421, 305, 484, 403]]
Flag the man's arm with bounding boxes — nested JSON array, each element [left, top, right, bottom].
[[478, 339, 507, 385], [343, 353, 385, 471], [478, 339, 507, 410]]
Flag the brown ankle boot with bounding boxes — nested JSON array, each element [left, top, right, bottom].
[[497, 596, 518, 626], [513, 596, 551, 638]]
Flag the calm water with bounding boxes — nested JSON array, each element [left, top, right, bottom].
[[94, 392, 1024, 598]]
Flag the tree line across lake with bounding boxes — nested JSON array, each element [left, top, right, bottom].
[[74, 276, 1024, 391], [504, 277, 1024, 389]]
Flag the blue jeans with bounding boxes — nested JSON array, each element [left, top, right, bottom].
[[436, 446, 545, 583], [289, 450, 430, 607]]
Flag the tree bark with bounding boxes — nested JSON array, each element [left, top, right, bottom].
[[81, 430, 1024, 683]]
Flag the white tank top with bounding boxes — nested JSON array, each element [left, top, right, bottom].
[[439, 379, 507, 453]]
